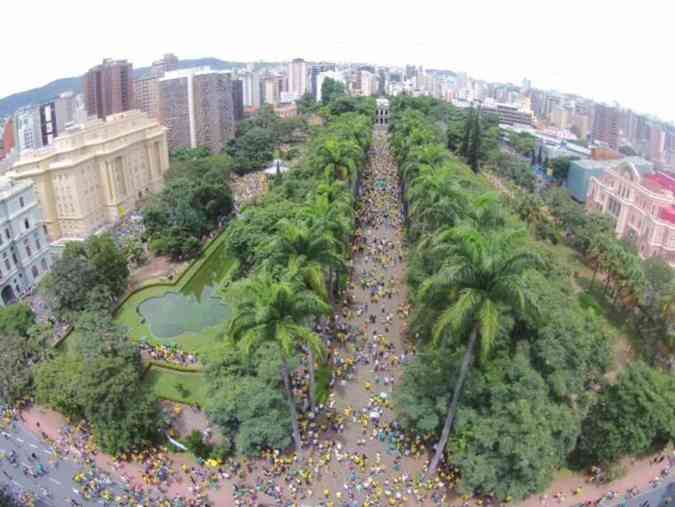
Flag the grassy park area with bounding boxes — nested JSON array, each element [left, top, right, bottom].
[[144, 366, 209, 407]]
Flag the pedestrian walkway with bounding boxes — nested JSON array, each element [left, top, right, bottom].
[[223, 128, 451, 506]]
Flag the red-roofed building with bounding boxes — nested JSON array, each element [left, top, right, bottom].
[[588, 161, 675, 265]]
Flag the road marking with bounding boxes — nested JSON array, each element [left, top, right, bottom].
[[29, 443, 38, 449], [12, 480, 20, 486], [15, 437, 23, 443], [49, 477, 61, 485]]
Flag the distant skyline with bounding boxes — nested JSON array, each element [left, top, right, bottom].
[[3, 0, 674, 122]]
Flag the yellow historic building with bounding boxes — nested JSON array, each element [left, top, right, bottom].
[[9, 110, 169, 242]]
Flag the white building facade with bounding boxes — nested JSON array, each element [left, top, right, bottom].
[[0, 176, 51, 306]]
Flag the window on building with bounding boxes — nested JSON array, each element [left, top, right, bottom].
[[40, 258, 47, 271], [12, 253, 18, 265], [31, 266, 38, 278], [19, 196, 24, 208], [35, 238, 41, 251], [4, 229, 9, 240], [25, 242, 32, 258], [24, 219, 30, 230], [608, 197, 621, 218]]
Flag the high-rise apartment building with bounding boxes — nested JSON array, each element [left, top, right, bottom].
[[240, 71, 262, 108], [10, 110, 169, 242], [134, 54, 180, 122], [288, 58, 307, 98], [53, 92, 88, 130], [592, 103, 620, 150], [648, 125, 666, 163], [0, 176, 52, 306], [262, 76, 280, 106], [83, 59, 134, 119], [11, 93, 89, 155], [158, 67, 242, 154], [150, 53, 178, 78], [14, 107, 41, 152], [134, 76, 160, 121], [39, 102, 57, 146]]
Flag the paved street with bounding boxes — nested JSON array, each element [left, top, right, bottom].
[[0, 418, 128, 506]]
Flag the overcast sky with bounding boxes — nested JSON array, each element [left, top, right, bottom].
[[4, 0, 674, 121]]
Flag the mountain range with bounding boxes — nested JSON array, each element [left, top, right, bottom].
[[0, 58, 249, 118]]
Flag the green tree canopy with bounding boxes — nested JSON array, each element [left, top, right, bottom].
[[0, 303, 35, 337], [320, 78, 347, 105], [575, 361, 675, 466]]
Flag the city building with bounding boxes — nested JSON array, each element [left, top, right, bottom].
[[354, 70, 377, 97], [288, 58, 308, 99], [262, 76, 280, 106], [648, 125, 666, 163], [150, 53, 178, 78], [134, 54, 180, 121], [569, 113, 592, 140], [53, 92, 88, 131], [375, 98, 390, 126], [566, 156, 652, 203], [549, 106, 570, 129], [134, 76, 160, 121], [9, 110, 169, 242], [0, 175, 51, 306], [587, 161, 675, 265], [240, 71, 261, 108], [158, 67, 242, 154], [83, 59, 134, 119], [481, 101, 534, 126], [14, 107, 41, 152], [12, 93, 89, 155], [592, 103, 620, 150]]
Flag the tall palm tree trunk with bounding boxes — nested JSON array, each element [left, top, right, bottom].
[[307, 348, 316, 412], [281, 357, 302, 450], [425, 328, 478, 480]]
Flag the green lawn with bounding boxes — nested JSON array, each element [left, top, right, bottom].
[[144, 366, 210, 407]]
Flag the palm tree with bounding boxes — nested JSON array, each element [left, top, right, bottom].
[[314, 137, 362, 188], [224, 273, 330, 449], [267, 219, 345, 300], [303, 191, 354, 249], [407, 165, 469, 235], [265, 220, 345, 410], [418, 226, 543, 478]]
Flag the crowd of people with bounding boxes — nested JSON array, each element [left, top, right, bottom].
[[140, 341, 201, 369], [217, 129, 456, 506], [231, 172, 268, 212], [2, 131, 674, 506]]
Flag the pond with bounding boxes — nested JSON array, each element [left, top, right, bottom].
[[137, 240, 233, 340]]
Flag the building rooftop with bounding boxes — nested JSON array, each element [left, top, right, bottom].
[[644, 172, 675, 194], [159, 67, 234, 81], [11, 110, 162, 169], [572, 156, 653, 174]]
